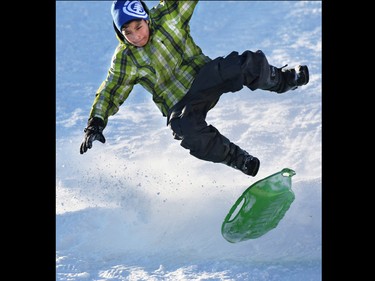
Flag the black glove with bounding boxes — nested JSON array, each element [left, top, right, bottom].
[[80, 117, 106, 154]]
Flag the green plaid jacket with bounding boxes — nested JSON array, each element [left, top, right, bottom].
[[89, 0, 211, 125]]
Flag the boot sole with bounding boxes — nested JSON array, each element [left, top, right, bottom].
[[299, 65, 309, 85]]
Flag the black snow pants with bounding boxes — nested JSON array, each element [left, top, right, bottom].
[[167, 50, 272, 165]]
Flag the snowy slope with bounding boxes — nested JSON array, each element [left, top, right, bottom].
[[56, 1, 322, 280]]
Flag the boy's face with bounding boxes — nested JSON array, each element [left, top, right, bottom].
[[121, 20, 150, 47]]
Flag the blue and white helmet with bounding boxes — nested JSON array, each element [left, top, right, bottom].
[[111, 0, 149, 32]]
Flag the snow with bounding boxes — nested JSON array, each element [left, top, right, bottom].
[[56, 1, 322, 280]]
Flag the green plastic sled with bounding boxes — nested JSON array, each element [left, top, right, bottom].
[[221, 168, 296, 243]]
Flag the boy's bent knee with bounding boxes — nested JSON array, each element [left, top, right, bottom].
[[241, 50, 271, 90], [169, 111, 201, 140]]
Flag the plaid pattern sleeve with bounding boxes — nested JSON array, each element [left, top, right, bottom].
[[89, 0, 211, 123], [89, 44, 138, 126]]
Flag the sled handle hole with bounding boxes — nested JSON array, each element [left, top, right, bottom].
[[227, 197, 246, 222], [281, 168, 296, 178]]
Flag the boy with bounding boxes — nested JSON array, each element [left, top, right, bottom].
[[80, 0, 309, 177]]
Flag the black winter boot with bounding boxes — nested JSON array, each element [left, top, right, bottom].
[[267, 65, 309, 93], [239, 152, 260, 176], [221, 143, 260, 176]]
